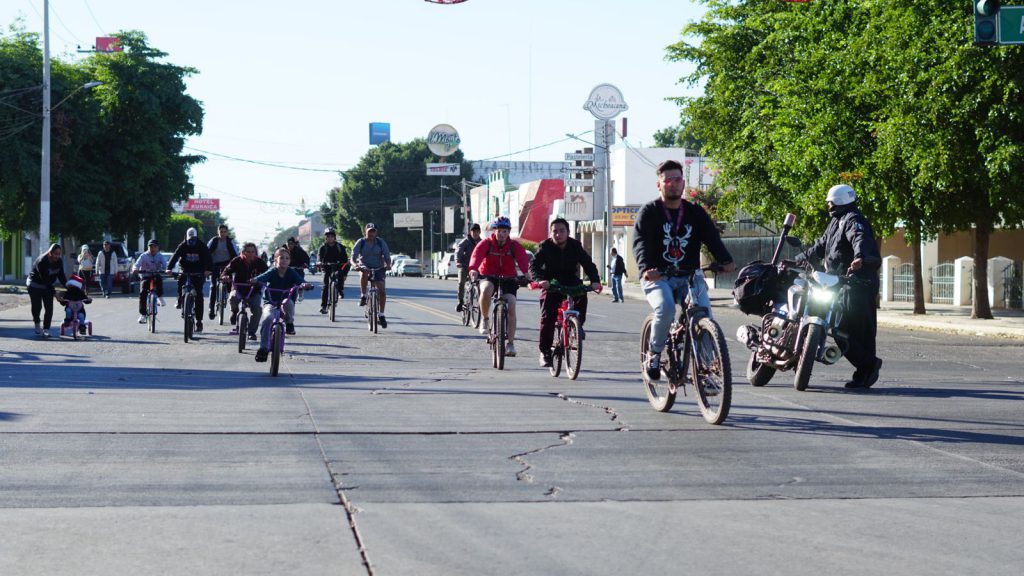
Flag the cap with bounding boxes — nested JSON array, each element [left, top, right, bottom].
[[826, 184, 856, 206], [470, 223, 481, 232], [365, 223, 377, 231], [148, 239, 159, 246], [186, 227, 198, 238], [324, 227, 336, 236]]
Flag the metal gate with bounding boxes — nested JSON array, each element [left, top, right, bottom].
[[1004, 262, 1023, 309], [892, 263, 914, 302], [930, 261, 955, 304]]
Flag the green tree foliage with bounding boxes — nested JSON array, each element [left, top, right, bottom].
[[668, 0, 1024, 318], [652, 125, 705, 151], [328, 140, 472, 255], [163, 213, 203, 249]]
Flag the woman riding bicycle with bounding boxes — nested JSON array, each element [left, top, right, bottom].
[[529, 217, 602, 368], [467, 216, 531, 357]]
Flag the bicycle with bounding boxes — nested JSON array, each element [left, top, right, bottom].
[[461, 279, 481, 329], [360, 266, 385, 333], [482, 275, 518, 370], [231, 282, 256, 353], [639, 265, 732, 424], [530, 280, 594, 380], [140, 272, 169, 334], [176, 272, 203, 343], [57, 297, 92, 339], [211, 271, 229, 325], [320, 262, 349, 322], [263, 284, 311, 377]]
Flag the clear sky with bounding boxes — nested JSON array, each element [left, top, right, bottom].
[[3, 0, 707, 244]]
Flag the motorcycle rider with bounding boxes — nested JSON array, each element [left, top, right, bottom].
[[794, 184, 882, 389], [455, 223, 482, 312], [634, 159, 735, 381]]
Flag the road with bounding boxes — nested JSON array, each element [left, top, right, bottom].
[[1, 275, 1023, 575]]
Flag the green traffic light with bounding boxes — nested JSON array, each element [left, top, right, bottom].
[[977, 0, 1000, 17]]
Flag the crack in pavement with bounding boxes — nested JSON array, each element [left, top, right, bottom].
[[510, 432, 575, 495], [550, 392, 630, 431]]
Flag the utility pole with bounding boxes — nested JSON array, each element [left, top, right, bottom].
[[38, 0, 52, 251]]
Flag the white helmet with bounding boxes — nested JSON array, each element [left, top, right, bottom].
[[826, 184, 856, 206]]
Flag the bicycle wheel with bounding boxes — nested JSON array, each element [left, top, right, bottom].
[[370, 292, 379, 334], [238, 313, 248, 353], [183, 292, 194, 343], [330, 280, 338, 322], [148, 292, 157, 333], [692, 317, 733, 425], [270, 322, 283, 376], [640, 313, 675, 412], [218, 287, 227, 325], [461, 290, 471, 326], [493, 303, 506, 370], [469, 285, 481, 328], [549, 334, 563, 378], [564, 316, 583, 380]]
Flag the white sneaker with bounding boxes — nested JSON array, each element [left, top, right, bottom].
[[138, 315, 146, 324], [505, 342, 517, 357], [479, 317, 490, 335], [158, 297, 166, 306], [43, 329, 53, 339]]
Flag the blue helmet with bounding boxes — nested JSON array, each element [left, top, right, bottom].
[[491, 216, 511, 230]]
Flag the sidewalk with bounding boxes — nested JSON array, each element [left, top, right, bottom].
[[607, 280, 1024, 341]]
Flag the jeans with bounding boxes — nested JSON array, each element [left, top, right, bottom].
[[258, 300, 294, 350], [100, 272, 113, 295], [642, 272, 711, 354], [611, 274, 624, 301]]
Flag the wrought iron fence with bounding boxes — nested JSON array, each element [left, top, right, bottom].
[[892, 263, 914, 302], [930, 261, 955, 304], [1004, 262, 1023, 309]]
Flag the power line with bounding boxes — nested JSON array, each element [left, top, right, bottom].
[[81, 0, 106, 35], [48, 0, 86, 45], [184, 145, 349, 173]]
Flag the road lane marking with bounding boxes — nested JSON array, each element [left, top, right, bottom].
[[392, 297, 462, 323]]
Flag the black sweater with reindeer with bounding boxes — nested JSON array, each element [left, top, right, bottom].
[[632, 199, 733, 273]]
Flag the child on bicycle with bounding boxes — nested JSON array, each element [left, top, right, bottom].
[[467, 216, 531, 357], [221, 242, 269, 339], [253, 248, 311, 362], [58, 274, 92, 335], [132, 239, 168, 323]]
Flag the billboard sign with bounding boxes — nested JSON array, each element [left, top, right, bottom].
[[426, 163, 460, 176], [96, 37, 122, 53], [369, 122, 391, 145], [393, 212, 424, 228], [185, 198, 220, 211], [564, 192, 594, 220], [426, 124, 460, 157], [611, 205, 642, 227], [583, 84, 628, 120]]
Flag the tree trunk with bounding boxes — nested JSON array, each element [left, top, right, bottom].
[[972, 219, 993, 319], [911, 230, 926, 315]]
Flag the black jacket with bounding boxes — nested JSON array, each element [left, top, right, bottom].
[[632, 199, 732, 272], [27, 244, 67, 290], [609, 254, 626, 276], [797, 203, 880, 285], [288, 245, 310, 269], [529, 237, 601, 286], [168, 238, 213, 275], [456, 235, 481, 268], [318, 242, 349, 265]]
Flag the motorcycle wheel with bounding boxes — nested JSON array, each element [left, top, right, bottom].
[[794, 323, 824, 391], [747, 354, 776, 387]]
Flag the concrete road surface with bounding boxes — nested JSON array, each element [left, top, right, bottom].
[[1, 276, 1022, 575]]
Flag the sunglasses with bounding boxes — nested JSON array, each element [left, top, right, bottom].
[[661, 176, 684, 183]]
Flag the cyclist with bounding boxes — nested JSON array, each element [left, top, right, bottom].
[[634, 159, 735, 380], [220, 241, 269, 340], [167, 227, 213, 333], [206, 224, 238, 321], [317, 227, 350, 314], [468, 216, 531, 357], [253, 248, 310, 362], [132, 239, 168, 323], [455, 222, 482, 312], [351, 222, 391, 328], [285, 237, 310, 279], [530, 217, 602, 367]]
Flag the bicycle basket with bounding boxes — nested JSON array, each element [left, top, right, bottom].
[[732, 261, 778, 316]]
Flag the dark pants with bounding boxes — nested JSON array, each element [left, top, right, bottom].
[[320, 267, 346, 307], [29, 286, 55, 329], [209, 264, 228, 312], [539, 290, 588, 354], [837, 285, 878, 376], [138, 275, 165, 315], [457, 268, 470, 303], [177, 273, 205, 319], [230, 290, 262, 336]]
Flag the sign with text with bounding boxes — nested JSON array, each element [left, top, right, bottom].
[[565, 153, 595, 162], [185, 198, 220, 211], [566, 178, 594, 187], [369, 122, 390, 145], [426, 124, 460, 157], [583, 84, 628, 120], [1001, 6, 1024, 44], [611, 206, 642, 227], [393, 212, 423, 228], [426, 163, 460, 176]]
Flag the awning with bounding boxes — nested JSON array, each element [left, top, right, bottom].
[[576, 219, 605, 233]]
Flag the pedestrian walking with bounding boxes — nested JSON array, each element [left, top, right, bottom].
[[77, 244, 95, 287], [608, 247, 627, 302], [27, 243, 68, 338], [96, 240, 118, 298]]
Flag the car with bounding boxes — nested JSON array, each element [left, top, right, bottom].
[[437, 252, 458, 279], [389, 254, 411, 276], [394, 258, 423, 277], [87, 241, 134, 294]]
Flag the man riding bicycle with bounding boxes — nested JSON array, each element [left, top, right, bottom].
[[351, 222, 391, 328], [285, 237, 310, 278], [132, 239, 168, 324], [207, 224, 238, 320], [167, 227, 213, 333], [468, 216, 531, 357], [317, 227, 350, 314], [634, 160, 735, 380], [455, 222, 482, 312], [530, 217, 602, 367], [221, 241, 269, 340], [253, 248, 309, 362]]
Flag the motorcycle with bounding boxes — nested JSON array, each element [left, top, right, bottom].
[[733, 213, 850, 391]]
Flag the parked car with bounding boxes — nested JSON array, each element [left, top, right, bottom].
[[388, 254, 411, 276], [87, 241, 134, 294], [394, 258, 424, 277], [437, 252, 458, 279]]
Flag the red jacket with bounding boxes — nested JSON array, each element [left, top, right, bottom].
[[468, 235, 530, 278]]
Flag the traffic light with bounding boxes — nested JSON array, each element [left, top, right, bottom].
[[974, 0, 1000, 46]]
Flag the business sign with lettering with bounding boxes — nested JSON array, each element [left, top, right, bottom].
[[186, 198, 220, 211], [611, 205, 642, 227], [393, 212, 424, 228], [426, 163, 460, 176], [426, 123, 461, 157], [583, 84, 629, 120]]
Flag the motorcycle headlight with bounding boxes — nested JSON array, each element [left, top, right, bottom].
[[810, 286, 835, 303]]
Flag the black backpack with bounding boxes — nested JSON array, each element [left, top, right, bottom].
[[732, 261, 778, 315]]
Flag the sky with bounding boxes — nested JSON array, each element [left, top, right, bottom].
[[3, 0, 708, 244]]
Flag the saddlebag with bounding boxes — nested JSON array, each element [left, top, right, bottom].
[[732, 261, 778, 315]]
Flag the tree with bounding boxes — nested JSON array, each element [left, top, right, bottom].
[[163, 213, 203, 248], [652, 125, 705, 151]]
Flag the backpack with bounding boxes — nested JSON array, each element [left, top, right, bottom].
[[732, 261, 778, 316]]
